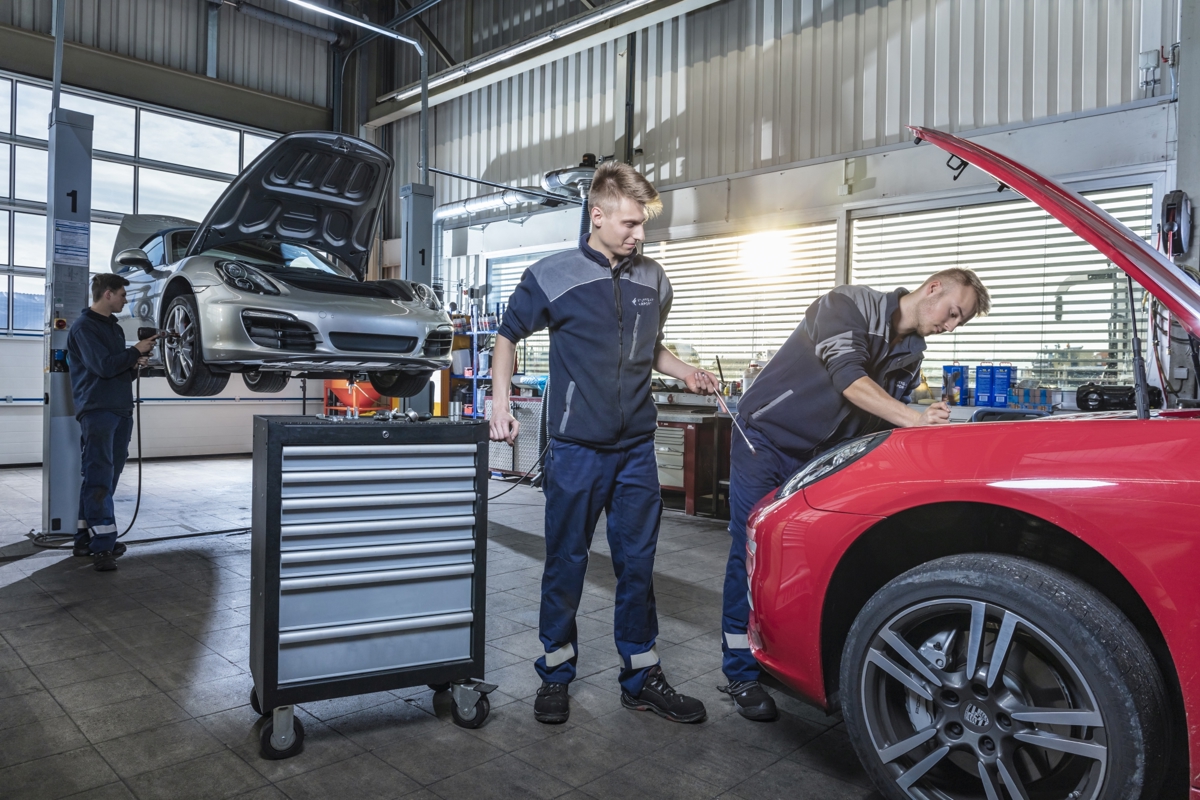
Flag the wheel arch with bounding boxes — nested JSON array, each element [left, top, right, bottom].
[[818, 501, 1189, 792], [157, 276, 195, 328]]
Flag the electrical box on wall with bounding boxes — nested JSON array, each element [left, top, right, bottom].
[[1161, 190, 1192, 258]]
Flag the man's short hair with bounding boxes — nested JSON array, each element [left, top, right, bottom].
[[923, 268, 991, 317], [91, 273, 130, 303], [588, 161, 663, 219]]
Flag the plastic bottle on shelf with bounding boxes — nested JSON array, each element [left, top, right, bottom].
[[742, 360, 762, 393]]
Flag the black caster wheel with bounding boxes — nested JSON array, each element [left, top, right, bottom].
[[451, 694, 490, 729], [428, 682, 452, 693], [249, 688, 265, 717], [260, 716, 304, 760]]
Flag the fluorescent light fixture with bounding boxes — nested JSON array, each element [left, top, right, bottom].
[[988, 480, 1116, 490], [388, 0, 657, 102], [284, 0, 420, 46]]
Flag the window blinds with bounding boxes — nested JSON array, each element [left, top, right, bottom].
[[645, 223, 839, 375], [851, 186, 1154, 390]]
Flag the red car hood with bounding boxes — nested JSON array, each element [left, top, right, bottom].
[[909, 126, 1200, 338]]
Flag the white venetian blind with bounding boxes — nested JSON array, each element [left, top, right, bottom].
[[851, 186, 1154, 389], [488, 249, 566, 374], [645, 223, 839, 375]]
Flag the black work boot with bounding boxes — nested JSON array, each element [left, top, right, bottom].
[[92, 551, 118, 572], [621, 665, 706, 723], [78, 540, 125, 558], [534, 681, 569, 724], [719, 680, 779, 722]]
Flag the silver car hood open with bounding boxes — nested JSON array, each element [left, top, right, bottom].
[[185, 132, 394, 280]]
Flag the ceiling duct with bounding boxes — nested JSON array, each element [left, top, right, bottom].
[[433, 157, 597, 223]]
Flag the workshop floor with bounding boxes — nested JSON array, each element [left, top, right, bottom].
[[0, 457, 880, 800]]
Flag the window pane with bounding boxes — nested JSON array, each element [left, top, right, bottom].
[[0, 79, 10, 135], [0, 276, 8, 329], [137, 168, 226, 220], [13, 212, 45, 267], [92, 160, 134, 213], [91, 222, 120, 274], [16, 83, 51, 140], [12, 275, 44, 330], [14, 146, 47, 203], [61, 93, 136, 155], [0, 213, 8, 264], [243, 133, 275, 168], [0, 144, 9, 198], [139, 112, 239, 174]]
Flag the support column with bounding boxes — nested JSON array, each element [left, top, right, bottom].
[[1178, 0, 1199, 272]]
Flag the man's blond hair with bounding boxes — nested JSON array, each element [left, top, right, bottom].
[[588, 161, 663, 219], [922, 267, 991, 317]]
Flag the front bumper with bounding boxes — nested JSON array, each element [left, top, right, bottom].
[[181, 282, 452, 373]]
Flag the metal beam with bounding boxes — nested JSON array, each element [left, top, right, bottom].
[[367, 0, 721, 128], [396, 0, 456, 69]]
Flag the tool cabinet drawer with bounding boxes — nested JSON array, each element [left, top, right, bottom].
[[279, 564, 474, 629]]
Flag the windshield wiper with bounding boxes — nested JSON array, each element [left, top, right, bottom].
[[1126, 274, 1151, 420]]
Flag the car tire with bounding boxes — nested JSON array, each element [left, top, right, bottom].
[[369, 370, 433, 398], [242, 370, 290, 393], [839, 553, 1166, 800], [162, 294, 229, 397]]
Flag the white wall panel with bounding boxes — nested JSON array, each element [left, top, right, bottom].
[[2, 0, 330, 107], [397, 0, 1178, 207]]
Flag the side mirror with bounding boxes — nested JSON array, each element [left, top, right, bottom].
[[115, 248, 154, 273]]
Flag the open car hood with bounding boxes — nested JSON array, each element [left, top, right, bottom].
[[910, 125, 1200, 337], [185, 132, 393, 280], [111, 214, 197, 271]]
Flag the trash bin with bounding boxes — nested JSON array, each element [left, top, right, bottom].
[[249, 415, 495, 759]]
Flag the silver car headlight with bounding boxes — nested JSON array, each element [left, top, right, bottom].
[[776, 431, 890, 499], [215, 260, 280, 296], [412, 282, 441, 311]]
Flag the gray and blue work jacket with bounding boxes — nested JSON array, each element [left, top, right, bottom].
[[738, 285, 927, 460], [498, 236, 673, 450], [67, 308, 141, 419]]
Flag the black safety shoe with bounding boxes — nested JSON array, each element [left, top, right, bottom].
[[92, 551, 118, 572], [621, 665, 706, 723], [75, 541, 126, 558], [534, 681, 569, 724], [719, 680, 778, 722]]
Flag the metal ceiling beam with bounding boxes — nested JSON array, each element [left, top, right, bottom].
[[395, 0, 456, 69], [367, 0, 721, 129]]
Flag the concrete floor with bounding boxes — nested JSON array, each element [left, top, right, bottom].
[[0, 456, 881, 800]]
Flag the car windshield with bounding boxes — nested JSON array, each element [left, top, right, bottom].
[[202, 240, 358, 280]]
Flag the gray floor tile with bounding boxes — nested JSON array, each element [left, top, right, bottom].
[[30, 651, 135, 690], [298, 690, 398, 722], [456, 697, 568, 753], [59, 782, 138, 799], [236, 710, 365, 783], [511, 726, 640, 787], [195, 705, 267, 751], [0, 746, 119, 800], [70, 691, 191, 744], [428, 753, 572, 800], [166, 673, 253, 717], [51, 670, 162, 714], [580, 757, 722, 800], [274, 752, 419, 799], [375, 722, 506, 785], [125, 749, 269, 800], [324, 698, 440, 752], [784, 725, 874, 789], [0, 665, 43, 699], [0, 688, 68, 731], [724, 757, 875, 800], [94, 718, 226, 778], [654, 727, 784, 791], [140, 652, 245, 692], [0, 714, 90, 769], [11, 633, 112, 667]]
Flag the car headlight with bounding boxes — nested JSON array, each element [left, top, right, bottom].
[[776, 431, 890, 499], [215, 260, 280, 295], [412, 282, 441, 311]]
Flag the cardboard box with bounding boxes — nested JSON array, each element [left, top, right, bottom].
[[975, 365, 993, 407], [991, 366, 1013, 407]]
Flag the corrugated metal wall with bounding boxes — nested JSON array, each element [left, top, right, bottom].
[[1, 0, 329, 107], [393, 0, 1178, 204]]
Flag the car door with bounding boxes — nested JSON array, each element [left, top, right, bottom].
[[117, 236, 166, 354]]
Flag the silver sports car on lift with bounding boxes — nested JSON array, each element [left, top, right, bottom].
[[110, 131, 452, 398]]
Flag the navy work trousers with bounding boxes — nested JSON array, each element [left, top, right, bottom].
[[722, 426, 805, 682], [76, 410, 134, 554], [537, 437, 663, 696]]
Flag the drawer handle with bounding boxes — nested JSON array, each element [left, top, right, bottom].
[[281, 563, 474, 591], [279, 611, 474, 644]]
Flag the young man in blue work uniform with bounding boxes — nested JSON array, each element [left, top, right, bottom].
[[490, 161, 720, 724], [719, 269, 990, 721], [68, 274, 158, 572]]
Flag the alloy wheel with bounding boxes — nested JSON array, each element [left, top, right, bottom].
[[164, 302, 197, 386], [860, 598, 1106, 799]]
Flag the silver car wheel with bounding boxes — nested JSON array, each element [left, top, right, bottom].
[[164, 302, 197, 386], [860, 598, 1106, 800]]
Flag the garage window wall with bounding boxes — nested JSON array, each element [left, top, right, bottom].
[[851, 186, 1155, 390], [0, 71, 277, 334], [646, 223, 839, 375], [488, 250, 565, 374]]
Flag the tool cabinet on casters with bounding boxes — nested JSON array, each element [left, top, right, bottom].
[[249, 416, 495, 759]]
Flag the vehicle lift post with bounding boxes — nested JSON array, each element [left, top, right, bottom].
[[41, 0, 95, 539], [400, 182, 435, 416]]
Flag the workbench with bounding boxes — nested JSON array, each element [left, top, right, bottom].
[[655, 409, 731, 517]]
